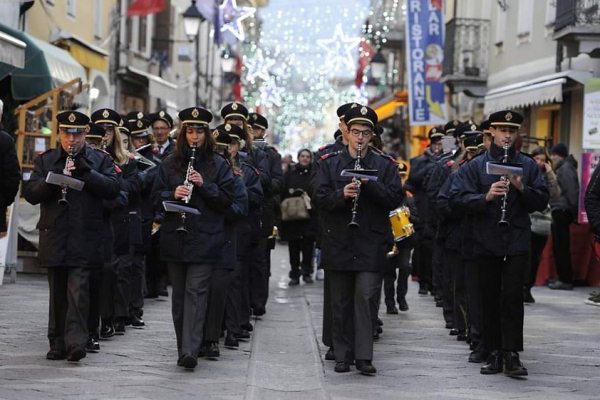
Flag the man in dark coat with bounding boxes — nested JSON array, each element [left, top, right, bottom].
[[451, 110, 548, 377], [23, 111, 120, 362], [316, 105, 403, 375], [0, 99, 21, 237], [149, 110, 175, 159]]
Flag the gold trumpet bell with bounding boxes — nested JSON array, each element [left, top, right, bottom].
[[387, 244, 399, 259]]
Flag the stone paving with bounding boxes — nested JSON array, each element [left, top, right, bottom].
[[0, 244, 599, 400]]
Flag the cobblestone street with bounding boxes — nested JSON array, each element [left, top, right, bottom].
[[0, 244, 599, 400]]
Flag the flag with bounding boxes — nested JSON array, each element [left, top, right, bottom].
[[233, 56, 243, 101], [127, 0, 165, 17], [355, 39, 376, 87]]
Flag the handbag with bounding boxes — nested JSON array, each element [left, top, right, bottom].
[[281, 191, 311, 222], [530, 207, 552, 236]]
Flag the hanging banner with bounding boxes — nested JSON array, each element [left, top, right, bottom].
[[583, 78, 600, 150], [405, 0, 446, 126], [578, 152, 600, 224]]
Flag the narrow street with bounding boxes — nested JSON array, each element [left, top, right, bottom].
[[0, 243, 599, 400]]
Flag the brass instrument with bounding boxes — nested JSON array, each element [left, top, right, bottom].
[[348, 143, 363, 229], [498, 142, 510, 227], [59, 146, 75, 205], [177, 144, 197, 233]]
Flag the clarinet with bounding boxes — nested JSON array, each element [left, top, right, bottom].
[[498, 142, 510, 227], [177, 145, 197, 233], [58, 146, 75, 205], [348, 143, 363, 229]]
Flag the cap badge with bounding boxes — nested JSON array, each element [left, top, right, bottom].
[[137, 120, 143, 128], [159, 111, 165, 117], [225, 124, 231, 131], [102, 109, 110, 118], [232, 103, 238, 111], [212, 130, 219, 138], [360, 107, 368, 115], [506, 112, 513, 121], [68, 113, 76, 123], [137, 112, 143, 119], [471, 124, 476, 130], [453, 120, 459, 126], [191, 108, 199, 118]]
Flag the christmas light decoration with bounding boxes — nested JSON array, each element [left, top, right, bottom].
[[317, 23, 361, 73], [219, 0, 255, 42]]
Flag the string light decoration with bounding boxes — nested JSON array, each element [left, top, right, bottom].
[[244, 48, 276, 84], [258, 77, 283, 107], [219, 0, 256, 41], [317, 24, 361, 73]]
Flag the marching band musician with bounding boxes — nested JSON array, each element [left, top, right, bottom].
[[315, 105, 403, 375], [152, 107, 236, 370], [149, 110, 175, 159], [450, 110, 548, 377], [23, 111, 120, 362]]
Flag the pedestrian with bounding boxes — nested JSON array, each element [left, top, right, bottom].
[[452, 110, 549, 377], [281, 153, 294, 174], [0, 99, 21, 239], [315, 105, 403, 375], [152, 107, 236, 370], [280, 148, 317, 286], [23, 111, 120, 362], [525, 147, 560, 302], [584, 162, 600, 306], [548, 143, 579, 290]]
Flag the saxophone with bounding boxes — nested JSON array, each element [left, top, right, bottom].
[[348, 143, 363, 229], [58, 145, 75, 205], [498, 142, 510, 227], [177, 144, 197, 233]]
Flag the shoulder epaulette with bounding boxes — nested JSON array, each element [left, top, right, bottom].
[[372, 150, 397, 163], [114, 165, 122, 174], [445, 159, 455, 168], [318, 144, 331, 152], [320, 150, 341, 161], [93, 147, 111, 156]]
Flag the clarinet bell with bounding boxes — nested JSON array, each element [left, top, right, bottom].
[[348, 220, 360, 229], [58, 198, 69, 206], [498, 219, 510, 228], [176, 212, 188, 234]]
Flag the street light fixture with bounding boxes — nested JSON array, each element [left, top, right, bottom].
[[182, 0, 204, 39], [221, 46, 236, 73], [366, 76, 379, 100], [370, 50, 387, 80]]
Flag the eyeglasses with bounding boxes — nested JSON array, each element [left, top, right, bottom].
[[349, 129, 373, 137]]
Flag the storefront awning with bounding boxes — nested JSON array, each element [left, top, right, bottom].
[[484, 70, 592, 114], [0, 23, 86, 100], [54, 32, 109, 73], [128, 66, 179, 108], [0, 30, 26, 68], [372, 90, 408, 121]]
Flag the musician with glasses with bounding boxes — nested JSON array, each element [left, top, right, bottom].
[[23, 111, 120, 362], [315, 105, 403, 375], [149, 110, 175, 159], [450, 110, 548, 377], [152, 107, 236, 371]]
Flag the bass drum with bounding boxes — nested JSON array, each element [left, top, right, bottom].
[[389, 206, 414, 242]]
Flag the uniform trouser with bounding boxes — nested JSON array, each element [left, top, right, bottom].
[[204, 269, 232, 342], [129, 250, 145, 317], [100, 261, 115, 320], [432, 243, 444, 297], [322, 271, 333, 348], [226, 261, 243, 335], [442, 248, 455, 325], [465, 259, 483, 352], [449, 250, 466, 332], [288, 238, 314, 279], [551, 209, 573, 283], [113, 254, 131, 319], [238, 258, 252, 327], [415, 240, 433, 291], [87, 268, 102, 338], [145, 231, 163, 296], [168, 262, 213, 357], [47, 267, 90, 352], [383, 246, 411, 307], [526, 233, 548, 289], [478, 254, 526, 353], [250, 238, 269, 310], [329, 270, 381, 362]]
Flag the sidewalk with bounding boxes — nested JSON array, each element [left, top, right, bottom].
[[0, 243, 599, 399]]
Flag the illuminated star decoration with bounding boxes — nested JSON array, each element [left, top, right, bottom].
[[317, 23, 361, 73], [244, 49, 276, 83], [219, 0, 256, 42], [258, 78, 283, 108]]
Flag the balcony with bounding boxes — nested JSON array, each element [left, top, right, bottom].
[[442, 18, 490, 96], [554, 0, 600, 56]]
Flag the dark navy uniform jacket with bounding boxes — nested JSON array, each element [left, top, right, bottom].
[[450, 144, 549, 257], [23, 145, 120, 268], [315, 147, 404, 272]]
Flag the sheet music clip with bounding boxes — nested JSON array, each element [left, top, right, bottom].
[[45, 172, 85, 191], [485, 162, 524, 177], [340, 169, 379, 181], [162, 201, 201, 215]]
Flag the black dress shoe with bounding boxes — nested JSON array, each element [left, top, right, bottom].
[[398, 298, 409, 311], [303, 275, 314, 284], [435, 300, 443, 308], [205, 342, 220, 358], [198, 342, 208, 357], [355, 360, 377, 375], [480, 351, 503, 374], [418, 285, 428, 295], [456, 331, 468, 341], [85, 336, 100, 353], [449, 328, 460, 336], [523, 289, 535, 304], [325, 347, 335, 361], [468, 351, 486, 363], [288, 278, 300, 286], [224, 332, 239, 348], [253, 305, 266, 316], [235, 329, 250, 340], [445, 322, 453, 329], [46, 349, 66, 360], [376, 318, 383, 326], [67, 346, 87, 362], [386, 305, 399, 314], [503, 351, 528, 377], [376, 325, 383, 334], [372, 331, 380, 340], [100, 321, 115, 339], [334, 361, 350, 373], [131, 315, 145, 328], [114, 320, 126, 335], [181, 354, 197, 370], [241, 323, 253, 332]]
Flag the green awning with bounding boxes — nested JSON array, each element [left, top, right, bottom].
[[0, 23, 86, 100]]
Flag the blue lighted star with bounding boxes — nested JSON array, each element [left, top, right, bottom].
[[219, 0, 255, 42], [317, 24, 361, 72]]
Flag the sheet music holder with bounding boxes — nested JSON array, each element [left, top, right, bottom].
[[162, 201, 201, 215], [485, 161, 524, 177], [340, 169, 379, 181], [45, 172, 85, 191]]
